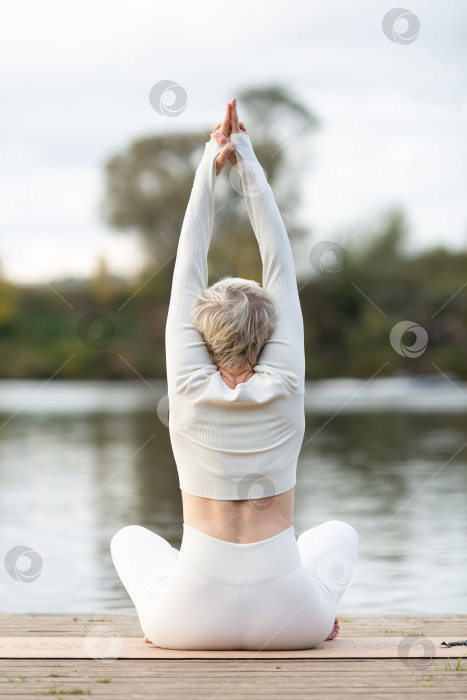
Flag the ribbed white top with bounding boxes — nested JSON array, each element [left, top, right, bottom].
[[165, 132, 305, 499]]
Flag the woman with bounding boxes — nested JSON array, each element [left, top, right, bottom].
[[110, 97, 359, 650]]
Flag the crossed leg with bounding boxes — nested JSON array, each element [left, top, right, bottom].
[[110, 520, 359, 646], [296, 520, 359, 641], [110, 525, 179, 640]]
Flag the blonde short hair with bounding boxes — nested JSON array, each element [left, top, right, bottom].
[[191, 276, 276, 371]]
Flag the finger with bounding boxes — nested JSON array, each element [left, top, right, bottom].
[[212, 129, 229, 146], [213, 126, 229, 140], [210, 122, 223, 140], [216, 142, 236, 175], [221, 102, 231, 138], [227, 149, 238, 166], [239, 120, 247, 134], [230, 97, 240, 132]]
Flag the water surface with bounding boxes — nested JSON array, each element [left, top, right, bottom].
[[1, 379, 466, 616]]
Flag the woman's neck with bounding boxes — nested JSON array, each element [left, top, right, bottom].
[[218, 365, 254, 387]]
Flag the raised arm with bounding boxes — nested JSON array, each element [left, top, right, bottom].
[[165, 135, 228, 394], [229, 109, 305, 391]]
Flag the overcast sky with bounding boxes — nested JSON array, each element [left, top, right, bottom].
[[1, 0, 466, 283]]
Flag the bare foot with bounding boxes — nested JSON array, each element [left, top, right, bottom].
[[325, 616, 340, 640], [144, 635, 152, 644]]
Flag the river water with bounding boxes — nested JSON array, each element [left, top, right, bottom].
[[0, 378, 466, 615]]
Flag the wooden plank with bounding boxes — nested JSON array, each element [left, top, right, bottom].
[[1, 616, 466, 699], [0, 660, 465, 699], [0, 636, 465, 659], [1, 612, 466, 637]]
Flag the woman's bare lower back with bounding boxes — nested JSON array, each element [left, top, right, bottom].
[[181, 486, 295, 543]]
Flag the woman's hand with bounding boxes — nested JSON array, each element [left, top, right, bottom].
[[227, 97, 247, 167], [229, 97, 247, 135], [210, 98, 247, 175], [211, 102, 236, 176]]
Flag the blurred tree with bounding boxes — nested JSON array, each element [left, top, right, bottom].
[[2, 216, 467, 380], [100, 85, 318, 292], [0, 268, 18, 330], [92, 254, 115, 306]]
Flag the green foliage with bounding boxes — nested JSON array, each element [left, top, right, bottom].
[[1, 86, 465, 381], [1, 213, 466, 380]]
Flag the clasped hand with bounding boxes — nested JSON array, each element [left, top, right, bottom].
[[210, 97, 247, 176]]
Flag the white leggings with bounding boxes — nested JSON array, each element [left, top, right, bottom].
[[110, 520, 359, 650]]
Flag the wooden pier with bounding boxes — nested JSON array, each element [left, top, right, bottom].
[[1, 613, 466, 698]]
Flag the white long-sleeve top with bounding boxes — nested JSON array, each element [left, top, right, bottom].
[[165, 132, 305, 500]]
